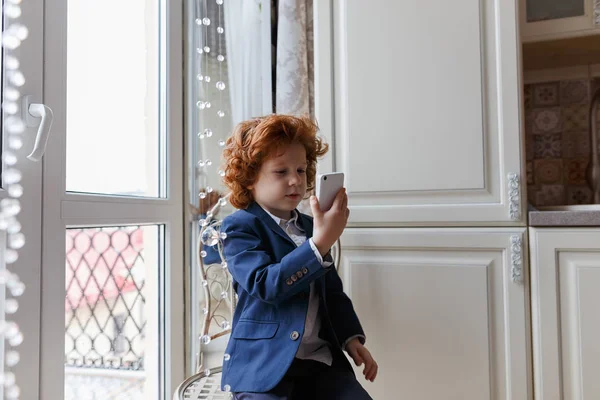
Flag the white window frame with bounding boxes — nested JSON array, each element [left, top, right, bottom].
[[39, 1, 185, 399]]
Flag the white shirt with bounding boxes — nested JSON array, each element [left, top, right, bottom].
[[265, 209, 334, 366]]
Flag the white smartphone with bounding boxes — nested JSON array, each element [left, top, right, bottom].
[[316, 172, 345, 211]]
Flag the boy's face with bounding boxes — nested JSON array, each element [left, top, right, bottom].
[[250, 142, 308, 220]]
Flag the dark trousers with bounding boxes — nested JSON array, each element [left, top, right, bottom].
[[233, 358, 373, 400]]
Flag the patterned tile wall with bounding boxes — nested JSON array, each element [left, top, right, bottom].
[[525, 78, 600, 207]]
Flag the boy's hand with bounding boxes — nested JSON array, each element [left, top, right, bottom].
[[346, 338, 378, 382], [310, 188, 349, 256]]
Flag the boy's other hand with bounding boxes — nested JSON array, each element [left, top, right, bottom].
[[310, 188, 349, 256], [346, 338, 378, 382]]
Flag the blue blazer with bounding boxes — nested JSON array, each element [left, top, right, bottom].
[[219, 202, 365, 393]]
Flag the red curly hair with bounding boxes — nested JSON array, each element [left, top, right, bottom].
[[222, 114, 329, 209]]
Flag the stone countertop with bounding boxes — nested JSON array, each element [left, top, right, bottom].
[[529, 209, 600, 227]]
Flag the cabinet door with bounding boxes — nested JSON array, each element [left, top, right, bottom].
[[529, 228, 600, 399], [521, 0, 600, 42], [323, 1, 523, 226], [339, 228, 531, 399]]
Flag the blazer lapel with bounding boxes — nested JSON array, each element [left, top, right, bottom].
[[245, 202, 296, 247]]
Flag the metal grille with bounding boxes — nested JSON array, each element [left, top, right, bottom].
[[65, 226, 147, 371]]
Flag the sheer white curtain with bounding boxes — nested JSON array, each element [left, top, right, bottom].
[[224, 0, 273, 126], [275, 0, 314, 117]]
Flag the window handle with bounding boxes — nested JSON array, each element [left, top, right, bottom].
[[23, 95, 54, 162]]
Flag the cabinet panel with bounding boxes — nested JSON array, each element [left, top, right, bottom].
[[329, 0, 523, 225], [339, 228, 531, 399], [529, 228, 600, 399]]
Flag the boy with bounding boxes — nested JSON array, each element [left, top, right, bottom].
[[219, 115, 377, 399]]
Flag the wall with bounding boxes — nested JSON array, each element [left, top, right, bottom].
[[525, 77, 600, 207]]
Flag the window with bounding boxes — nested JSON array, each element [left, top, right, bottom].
[[65, 226, 161, 399], [65, 0, 163, 198]]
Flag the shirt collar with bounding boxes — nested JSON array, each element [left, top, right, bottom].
[[263, 208, 305, 233]]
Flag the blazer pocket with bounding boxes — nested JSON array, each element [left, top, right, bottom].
[[232, 319, 280, 340]]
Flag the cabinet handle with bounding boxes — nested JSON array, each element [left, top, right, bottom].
[[510, 234, 523, 283], [507, 173, 521, 221]]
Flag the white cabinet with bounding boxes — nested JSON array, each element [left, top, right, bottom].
[[339, 228, 532, 400], [529, 228, 600, 399], [324, 0, 524, 226], [521, 0, 600, 42]]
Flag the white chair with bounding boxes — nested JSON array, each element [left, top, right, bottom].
[[174, 367, 230, 400], [173, 216, 234, 400]]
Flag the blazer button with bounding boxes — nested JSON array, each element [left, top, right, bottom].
[[291, 275, 298, 282], [286, 278, 293, 286], [301, 267, 309, 274], [296, 271, 303, 279], [290, 331, 300, 341]]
